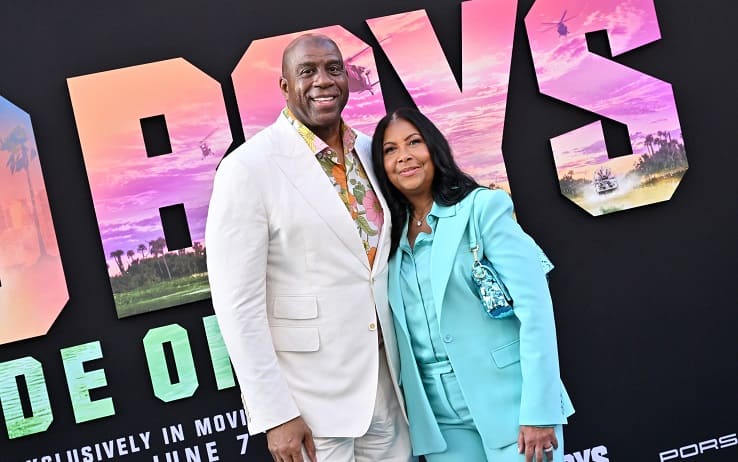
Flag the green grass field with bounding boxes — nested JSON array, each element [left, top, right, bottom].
[[114, 274, 211, 317]]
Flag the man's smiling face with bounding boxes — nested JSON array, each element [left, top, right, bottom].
[[280, 36, 349, 138]]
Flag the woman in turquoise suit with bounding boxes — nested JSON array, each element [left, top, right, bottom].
[[370, 108, 574, 462]]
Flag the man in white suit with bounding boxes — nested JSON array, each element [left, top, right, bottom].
[[205, 34, 412, 462]]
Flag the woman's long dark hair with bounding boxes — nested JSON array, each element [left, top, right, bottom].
[[371, 107, 480, 256]]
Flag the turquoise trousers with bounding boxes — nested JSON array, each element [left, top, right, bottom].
[[419, 360, 564, 462]]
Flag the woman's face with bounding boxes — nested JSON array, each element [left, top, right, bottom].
[[382, 118, 435, 201]]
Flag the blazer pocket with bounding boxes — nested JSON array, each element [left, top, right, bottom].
[[273, 296, 318, 320], [271, 326, 320, 352], [491, 339, 520, 368]]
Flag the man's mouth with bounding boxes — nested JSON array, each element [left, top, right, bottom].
[[311, 95, 337, 105]]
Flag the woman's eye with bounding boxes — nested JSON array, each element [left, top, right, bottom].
[[383, 146, 396, 155], [409, 138, 423, 146]]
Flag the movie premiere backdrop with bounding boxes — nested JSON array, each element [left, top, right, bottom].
[[0, 0, 735, 460]]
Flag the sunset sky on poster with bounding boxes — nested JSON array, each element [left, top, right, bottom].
[[65, 0, 688, 271], [232, 25, 386, 139], [525, 0, 683, 179], [0, 96, 67, 344], [0, 103, 42, 219], [68, 59, 231, 275], [368, 4, 516, 188]]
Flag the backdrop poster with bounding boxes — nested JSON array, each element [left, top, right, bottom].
[[0, 1, 736, 461]]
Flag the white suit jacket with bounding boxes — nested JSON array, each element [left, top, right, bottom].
[[205, 114, 403, 437]]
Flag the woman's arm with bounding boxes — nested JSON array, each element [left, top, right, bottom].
[[475, 188, 564, 425]]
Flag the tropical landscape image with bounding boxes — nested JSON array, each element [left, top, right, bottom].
[[558, 129, 688, 215], [108, 239, 209, 318]]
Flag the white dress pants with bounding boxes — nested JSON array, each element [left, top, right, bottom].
[[302, 348, 414, 462]]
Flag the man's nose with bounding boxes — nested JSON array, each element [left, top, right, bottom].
[[314, 68, 334, 87]]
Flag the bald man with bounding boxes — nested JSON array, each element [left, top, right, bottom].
[[206, 34, 413, 462]]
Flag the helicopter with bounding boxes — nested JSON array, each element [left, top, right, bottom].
[[198, 127, 218, 159], [344, 46, 380, 94], [542, 10, 577, 37]]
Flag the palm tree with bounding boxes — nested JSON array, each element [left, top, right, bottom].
[[653, 136, 664, 153], [644, 134, 654, 155], [110, 250, 126, 274], [149, 237, 172, 280], [192, 241, 204, 257], [148, 239, 163, 274], [126, 249, 136, 264], [2, 126, 48, 258], [156, 237, 173, 280], [137, 243, 147, 260]]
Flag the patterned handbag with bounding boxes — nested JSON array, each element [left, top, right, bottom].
[[467, 191, 515, 319]]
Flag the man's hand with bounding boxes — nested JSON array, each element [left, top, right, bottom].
[[518, 425, 558, 462], [266, 416, 316, 462]]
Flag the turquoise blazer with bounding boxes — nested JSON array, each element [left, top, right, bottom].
[[388, 188, 575, 456]]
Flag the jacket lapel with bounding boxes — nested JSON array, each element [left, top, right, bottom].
[[430, 199, 474, 321], [355, 136, 391, 277], [270, 116, 369, 270]]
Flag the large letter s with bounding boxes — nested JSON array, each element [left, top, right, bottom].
[[526, 0, 687, 215]]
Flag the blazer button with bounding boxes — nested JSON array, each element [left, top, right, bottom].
[[443, 334, 453, 343], [369, 323, 377, 331]]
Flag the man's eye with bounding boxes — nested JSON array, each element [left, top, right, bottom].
[[299, 68, 314, 75]]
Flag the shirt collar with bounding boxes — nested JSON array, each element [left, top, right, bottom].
[[428, 201, 455, 218], [397, 197, 462, 252], [399, 202, 441, 253], [282, 107, 357, 156]]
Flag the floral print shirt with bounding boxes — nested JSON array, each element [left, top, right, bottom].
[[283, 108, 384, 267]]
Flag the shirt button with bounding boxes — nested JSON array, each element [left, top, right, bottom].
[[443, 334, 453, 343], [369, 323, 377, 331]]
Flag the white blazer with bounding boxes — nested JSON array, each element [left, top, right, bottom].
[[205, 114, 403, 437]]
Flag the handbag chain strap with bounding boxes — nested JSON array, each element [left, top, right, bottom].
[[466, 188, 484, 264], [466, 188, 514, 305]]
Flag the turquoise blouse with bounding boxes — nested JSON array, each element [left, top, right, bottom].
[[397, 205, 450, 366]]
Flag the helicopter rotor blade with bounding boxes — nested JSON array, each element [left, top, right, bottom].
[[346, 34, 393, 63], [199, 126, 219, 143], [560, 10, 567, 22], [345, 46, 372, 63]]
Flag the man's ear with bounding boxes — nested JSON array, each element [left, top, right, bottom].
[[279, 77, 288, 100]]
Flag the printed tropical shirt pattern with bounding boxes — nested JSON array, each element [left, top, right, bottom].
[[283, 108, 384, 267]]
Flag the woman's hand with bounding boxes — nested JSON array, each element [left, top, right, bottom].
[[518, 425, 558, 462]]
